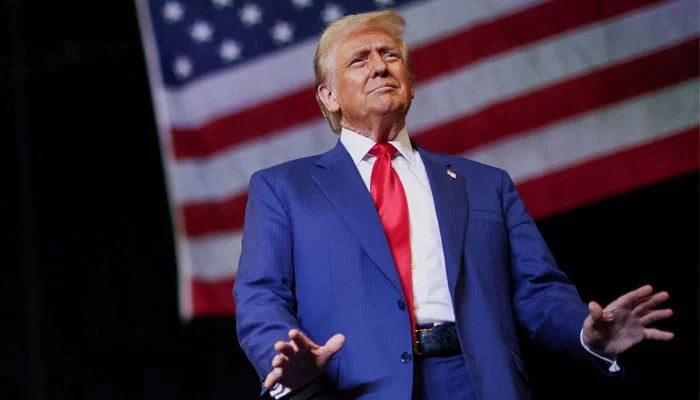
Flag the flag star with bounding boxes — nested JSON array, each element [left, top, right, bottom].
[[321, 4, 343, 24], [212, 0, 233, 8], [189, 20, 214, 43], [374, 0, 394, 6], [271, 21, 294, 44], [239, 3, 263, 27], [162, 1, 185, 23], [292, 0, 312, 8], [173, 56, 193, 79], [219, 39, 242, 62]]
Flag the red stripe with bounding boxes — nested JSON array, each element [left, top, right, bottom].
[[411, 0, 666, 82], [182, 192, 248, 237], [170, 0, 664, 160], [172, 87, 319, 159], [191, 278, 236, 316], [519, 127, 700, 220], [413, 38, 699, 154]]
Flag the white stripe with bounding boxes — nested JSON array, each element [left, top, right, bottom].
[[188, 231, 243, 281], [170, 1, 697, 205], [186, 80, 698, 280], [407, 0, 699, 132], [466, 80, 699, 183], [173, 119, 336, 203], [163, 0, 547, 128], [401, 0, 549, 47]]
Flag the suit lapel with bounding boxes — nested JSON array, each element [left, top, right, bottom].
[[312, 141, 403, 294], [419, 148, 469, 298]]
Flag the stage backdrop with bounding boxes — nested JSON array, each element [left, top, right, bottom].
[[134, 0, 699, 319]]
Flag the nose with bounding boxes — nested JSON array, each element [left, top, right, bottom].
[[369, 54, 388, 77]]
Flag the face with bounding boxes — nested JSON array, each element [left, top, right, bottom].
[[318, 27, 414, 132]]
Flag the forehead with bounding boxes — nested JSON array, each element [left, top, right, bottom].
[[335, 27, 401, 55]]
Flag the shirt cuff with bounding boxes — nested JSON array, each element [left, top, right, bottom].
[[579, 329, 621, 373], [269, 383, 292, 399]]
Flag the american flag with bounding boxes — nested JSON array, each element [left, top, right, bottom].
[[135, 0, 699, 319]]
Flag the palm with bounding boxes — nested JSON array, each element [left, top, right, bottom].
[[264, 329, 345, 390], [582, 285, 673, 358]]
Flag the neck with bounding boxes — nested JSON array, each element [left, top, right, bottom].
[[342, 115, 405, 143]]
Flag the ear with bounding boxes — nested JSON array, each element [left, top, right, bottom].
[[317, 83, 340, 113]]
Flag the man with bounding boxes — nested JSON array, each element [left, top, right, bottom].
[[233, 9, 673, 400]]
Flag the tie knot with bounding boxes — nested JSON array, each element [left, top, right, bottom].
[[369, 142, 398, 159]]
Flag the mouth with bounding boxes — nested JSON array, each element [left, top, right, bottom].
[[369, 84, 397, 94]]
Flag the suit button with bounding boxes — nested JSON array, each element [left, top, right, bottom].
[[401, 352, 412, 363], [397, 300, 406, 310]]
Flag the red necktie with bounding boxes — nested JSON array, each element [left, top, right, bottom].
[[369, 143, 415, 341]]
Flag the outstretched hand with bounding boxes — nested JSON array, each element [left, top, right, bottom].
[[582, 284, 674, 358], [263, 329, 345, 391]]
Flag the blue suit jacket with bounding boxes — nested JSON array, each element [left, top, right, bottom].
[[234, 141, 591, 399]]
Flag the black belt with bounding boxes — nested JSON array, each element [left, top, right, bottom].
[[414, 322, 461, 357]]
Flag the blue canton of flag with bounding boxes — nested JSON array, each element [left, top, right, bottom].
[[148, 0, 419, 86]]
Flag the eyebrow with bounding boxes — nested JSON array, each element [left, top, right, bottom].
[[345, 43, 399, 62]]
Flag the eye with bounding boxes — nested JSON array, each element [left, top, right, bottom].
[[383, 51, 399, 60], [350, 57, 366, 66]]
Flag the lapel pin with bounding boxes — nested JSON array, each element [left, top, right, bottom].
[[446, 169, 457, 179]]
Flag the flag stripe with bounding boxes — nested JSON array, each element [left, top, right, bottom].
[[174, 121, 336, 203], [191, 279, 236, 316], [414, 38, 699, 154], [171, 86, 318, 159], [410, 0, 666, 82], [188, 231, 244, 280], [169, 0, 668, 160], [519, 127, 699, 219], [185, 194, 247, 247], [466, 80, 699, 184]]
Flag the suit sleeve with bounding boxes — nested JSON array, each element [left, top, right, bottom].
[[500, 170, 590, 355], [234, 171, 299, 381]]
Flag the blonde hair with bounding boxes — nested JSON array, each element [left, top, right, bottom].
[[313, 10, 412, 133]]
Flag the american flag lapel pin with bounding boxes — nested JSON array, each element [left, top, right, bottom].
[[446, 169, 457, 179]]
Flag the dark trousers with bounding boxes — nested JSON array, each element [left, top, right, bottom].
[[283, 354, 477, 400], [412, 354, 477, 400]]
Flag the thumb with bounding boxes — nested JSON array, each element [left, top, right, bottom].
[[588, 301, 604, 322]]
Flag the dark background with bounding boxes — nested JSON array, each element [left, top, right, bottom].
[[4, 2, 698, 399]]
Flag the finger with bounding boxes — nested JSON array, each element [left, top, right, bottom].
[[286, 329, 301, 352], [274, 340, 291, 351], [274, 340, 297, 357], [271, 353, 290, 368], [277, 343, 299, 360], [632, 291, 670, 316], [643, 327, 675, 341], [639, 308, 673, 326], [588, 301, 605, 322], [289, 329, 318, 353], [263, 367, 283, 389], [323, 333, 346, 355], [610, 285, 654, 308]]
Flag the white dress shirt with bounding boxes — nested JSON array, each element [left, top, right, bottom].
[[340, 127, 456, 325]]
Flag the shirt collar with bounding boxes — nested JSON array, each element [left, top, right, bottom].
[[340, 126, 415, 166]]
